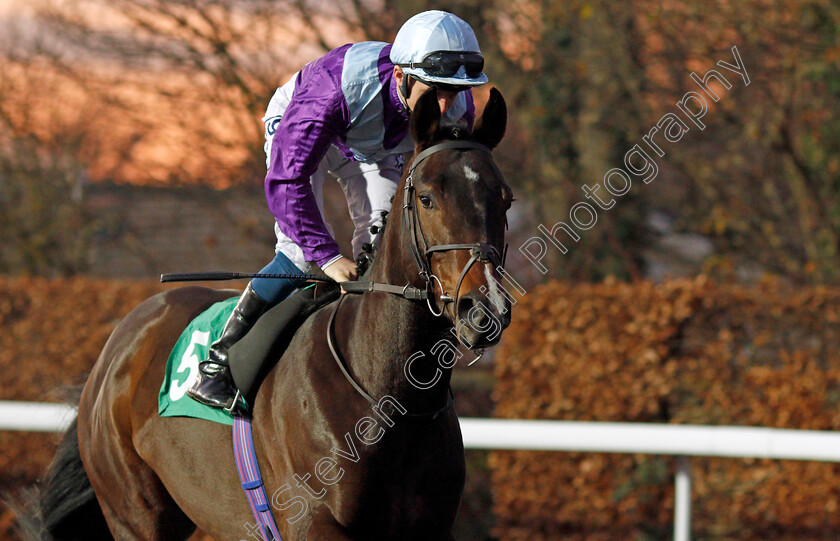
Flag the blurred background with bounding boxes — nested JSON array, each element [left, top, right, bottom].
[[1, 0, 839, 539]]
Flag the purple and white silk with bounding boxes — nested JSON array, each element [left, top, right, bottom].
[[262, 41, 476, 270]]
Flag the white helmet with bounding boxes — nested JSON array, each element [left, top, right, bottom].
[[390, 11, 488, 87]]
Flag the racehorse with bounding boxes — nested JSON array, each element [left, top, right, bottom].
[[31, 86, 512, 540]]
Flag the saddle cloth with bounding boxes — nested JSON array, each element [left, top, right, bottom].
[[158, 296, 241, 425], [158, 284, 338, 425]]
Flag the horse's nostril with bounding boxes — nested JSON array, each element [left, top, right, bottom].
[[458, 294, 489, 326], [455, 293, 503, 345], [457, 295, 475, 318]]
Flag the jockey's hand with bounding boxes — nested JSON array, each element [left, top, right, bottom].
[[322, 256, 358, 293]]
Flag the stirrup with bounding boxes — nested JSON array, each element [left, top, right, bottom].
[[225, 389, 243, 414]]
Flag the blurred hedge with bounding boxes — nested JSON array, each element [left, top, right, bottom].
[[491, 276, 840, 540], [0, 277, 170, 538]]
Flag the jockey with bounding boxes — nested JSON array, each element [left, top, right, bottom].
[[187, 10, 489, 411]]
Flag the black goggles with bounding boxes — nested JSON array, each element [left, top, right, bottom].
[[398, 51, 485, 79]]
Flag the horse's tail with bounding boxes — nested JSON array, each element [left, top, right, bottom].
[[10, 417, 114, 541]]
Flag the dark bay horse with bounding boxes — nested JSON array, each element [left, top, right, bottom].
[[34, 87, 512, 540]]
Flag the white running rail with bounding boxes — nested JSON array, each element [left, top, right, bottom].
[[458, 418, 840, 462], [5, 402, 840, 541], [0, 401, 75, 432]]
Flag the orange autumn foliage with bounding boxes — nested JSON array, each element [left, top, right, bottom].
[[492, 276, 840, 540]]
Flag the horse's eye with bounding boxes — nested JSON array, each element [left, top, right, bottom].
[[419, 195, 434, 209]]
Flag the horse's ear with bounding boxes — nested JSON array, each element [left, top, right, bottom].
[[472, 87, 507, 149], [410, 87, 441, 149]]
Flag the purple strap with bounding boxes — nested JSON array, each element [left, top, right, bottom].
[[233, 415, 283, 541]]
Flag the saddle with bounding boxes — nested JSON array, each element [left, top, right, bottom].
[[227, 282, 340, 408]]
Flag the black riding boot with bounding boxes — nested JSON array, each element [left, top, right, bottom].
[[187, 283, 269, 411]]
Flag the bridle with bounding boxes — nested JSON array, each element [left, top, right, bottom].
[[340, 139, 507, 316], [328, 139, 507, 412], [401, 140, 506, 318]]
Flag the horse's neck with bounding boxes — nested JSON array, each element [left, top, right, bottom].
[[339, 290, 451, 413], [338, 199, 453, 411]]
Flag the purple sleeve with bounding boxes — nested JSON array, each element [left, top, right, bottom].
[[265, 65, 350, 267]]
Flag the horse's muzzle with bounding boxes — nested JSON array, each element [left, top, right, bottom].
[[455, 291, 511, 348]]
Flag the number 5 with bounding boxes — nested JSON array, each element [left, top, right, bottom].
[[169, 330, 210, 401]]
